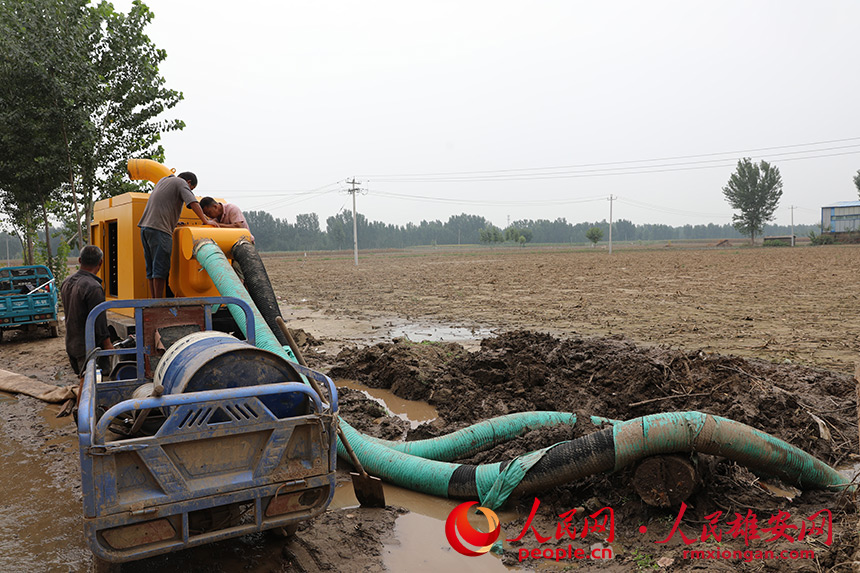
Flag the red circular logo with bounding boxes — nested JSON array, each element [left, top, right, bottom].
[[445, 501, 501, 556]]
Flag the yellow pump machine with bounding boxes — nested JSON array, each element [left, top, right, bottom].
[[89, 159, 251, 315]]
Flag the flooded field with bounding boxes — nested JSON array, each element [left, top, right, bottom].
[[0, 244, 858, 571]]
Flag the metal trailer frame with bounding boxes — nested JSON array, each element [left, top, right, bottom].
[[77, 297, 338, 563]]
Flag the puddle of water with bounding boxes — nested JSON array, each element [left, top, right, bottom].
[[0, 409, 88, 572], [332, 482, 513, 571], [836, 460, 860, 484], [337, 378, 438, 429], [387, 324, 494, 345], [386, 511, 510, 572], [0, 391, 16, 404], [279, 305, 494, 352]]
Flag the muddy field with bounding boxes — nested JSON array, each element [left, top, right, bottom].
[[1, 243, 859, 572], [273, 243, 860, 373]]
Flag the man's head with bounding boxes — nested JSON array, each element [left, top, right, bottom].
[[79, 245, 104, 272], [178, 172, 198, 191], [200, 196, 223, 219]]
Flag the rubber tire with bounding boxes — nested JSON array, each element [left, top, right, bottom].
[[49, 324, 59, 338]]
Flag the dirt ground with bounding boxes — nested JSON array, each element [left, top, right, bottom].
[[0, 243, 858, 572], [272, 243, 860, 373]]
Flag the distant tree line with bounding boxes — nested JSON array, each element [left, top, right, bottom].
[[243, 210, 818, 253]]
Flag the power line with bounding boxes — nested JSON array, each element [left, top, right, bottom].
[[616, 197, 732, 219], [366, 147, 860, 183], [246, 182, 344, 211], [360, 136, 860, 179]]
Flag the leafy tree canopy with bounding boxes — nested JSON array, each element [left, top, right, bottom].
[[722, 158, 783, 244], [0, 0, 183, 258], [586, 226, 603, 245]]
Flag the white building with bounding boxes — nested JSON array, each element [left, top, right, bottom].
[[821, 201, 860, 233]]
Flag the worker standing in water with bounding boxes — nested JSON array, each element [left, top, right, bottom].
[[137, 172, 215, 298]]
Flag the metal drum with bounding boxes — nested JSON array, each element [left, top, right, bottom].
[[154, 331, 305, 417]]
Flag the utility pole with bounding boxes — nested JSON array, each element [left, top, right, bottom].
[[608, 194, 615, 254], [347, 178, 361, 266], [789, 205, 796, 247]]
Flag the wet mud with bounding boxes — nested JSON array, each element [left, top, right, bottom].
[[331, 330, 860, 571]]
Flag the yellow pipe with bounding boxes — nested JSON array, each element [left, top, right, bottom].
[[176, 226, 252, 260], [127, 158, 175, 185]]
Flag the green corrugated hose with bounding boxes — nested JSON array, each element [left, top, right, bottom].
[[194, 239, 852, 510]]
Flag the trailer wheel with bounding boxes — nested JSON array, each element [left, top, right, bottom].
[[49, 324, 59, 338], [0, 329, 3, 343]]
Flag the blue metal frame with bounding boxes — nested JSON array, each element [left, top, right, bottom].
[[77, 297, 339, 563]]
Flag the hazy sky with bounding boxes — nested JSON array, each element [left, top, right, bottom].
[[115, 1, 860, 229]]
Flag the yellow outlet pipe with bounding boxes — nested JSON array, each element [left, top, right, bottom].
[[127, 159, 175, 185]]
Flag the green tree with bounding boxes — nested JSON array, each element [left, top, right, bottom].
[[479, 226, 503, 244], [71, 0, 184, 242], [854, 169, 860, 199], [0, 0, 184, 255], [504, 227, 520, 242], [722, 158, 783, 245], [586, 226, 603, 246]]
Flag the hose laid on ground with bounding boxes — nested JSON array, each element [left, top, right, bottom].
[[193, 240, 850, 509], [341, 411, 850, 509], [360, 411, 577, 461], [230, 239, 290, 347]]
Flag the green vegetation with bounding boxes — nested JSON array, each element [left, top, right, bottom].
[[808, 230, 836, 246], [722, 158, 783, 245], [0, 0, 183, 274], [854, 169, 860, 199], [629, 548, 659, 570], [586, 226, 604, 245], [242, 209, 817, 253]]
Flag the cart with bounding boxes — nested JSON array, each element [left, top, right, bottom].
[[77, 297, 338, 568]]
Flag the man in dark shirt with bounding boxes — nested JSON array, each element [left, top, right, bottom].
[[137, 172, 215, 298], [61, 245, 114, 375]]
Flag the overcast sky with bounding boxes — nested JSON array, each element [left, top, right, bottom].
[[115, 0, 860, 229]]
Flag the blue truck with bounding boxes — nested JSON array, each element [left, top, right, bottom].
[[0, 264, 59, 341]]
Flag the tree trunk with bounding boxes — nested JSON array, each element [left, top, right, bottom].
[[83, 191, 93, 245], [61, 121, 84, 251], [41, 201, 53, 276], [23, 213, 35, 265]]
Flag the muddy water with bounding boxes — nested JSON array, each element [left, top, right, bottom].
[[387, 324, 494, 346], [338, 378, 438, 428], [0, 394, 89, 573], [330, 380, 517, 571], [281, 306, 493, 352], [332, 481, 513, 571]]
